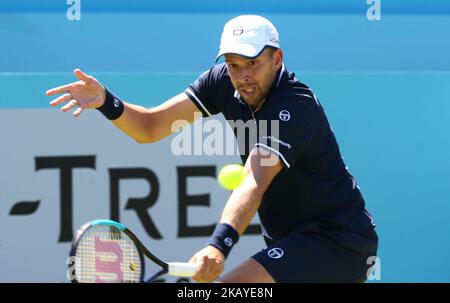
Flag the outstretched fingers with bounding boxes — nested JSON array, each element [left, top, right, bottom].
[[74, 69, 92, 82], [45, 83, 73, 96], [60, 99, 78, 112], [73, 107, 84, 117], [49, 93, 72, 107]]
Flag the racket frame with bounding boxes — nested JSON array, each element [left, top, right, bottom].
[[70, 219, 165, 283]]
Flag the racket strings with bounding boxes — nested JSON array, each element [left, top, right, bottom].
[[75, 225, 142, 283]]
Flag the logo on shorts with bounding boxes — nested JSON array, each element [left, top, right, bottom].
[[224, 237, 233, 247], [233, 26, 244, 36], [267, 248, 284, 259], [114, 98, 120, 108], [279, 110, 290, 121]]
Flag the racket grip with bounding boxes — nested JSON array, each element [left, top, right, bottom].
[[167, 262, 198, 277]]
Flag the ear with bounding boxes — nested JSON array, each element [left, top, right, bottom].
[[273, 48, 283, 68]]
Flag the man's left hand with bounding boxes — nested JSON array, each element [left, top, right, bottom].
[[189, 245, 225, 282]]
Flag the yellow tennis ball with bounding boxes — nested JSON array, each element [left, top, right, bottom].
[[218, 164, 245, 190]]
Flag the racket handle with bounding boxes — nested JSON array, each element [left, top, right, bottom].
[[167, 262, 197, 277]]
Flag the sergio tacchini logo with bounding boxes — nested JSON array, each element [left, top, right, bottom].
[[267, 247, 284, 259], [233, 26, 244, 36], [279, 110, 290, 121]]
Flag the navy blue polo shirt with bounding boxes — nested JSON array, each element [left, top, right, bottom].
[[185, 63, 376, 242]]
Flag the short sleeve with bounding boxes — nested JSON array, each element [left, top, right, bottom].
[[185, 64, 228, 117], [255, 100, 322, 169]]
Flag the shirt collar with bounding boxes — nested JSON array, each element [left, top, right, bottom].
[[275, 63, 286, 88]]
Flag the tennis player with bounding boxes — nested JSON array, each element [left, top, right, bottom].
[[46, 15, 378, 283]]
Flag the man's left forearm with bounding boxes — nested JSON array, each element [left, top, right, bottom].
[[219, 179, 263, 235]]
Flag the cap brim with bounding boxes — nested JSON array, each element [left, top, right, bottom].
[[215, 43, 266, 62]]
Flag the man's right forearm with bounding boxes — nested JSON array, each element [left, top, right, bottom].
[[111, 102, 156, 144], [101, 92, 199, 144]]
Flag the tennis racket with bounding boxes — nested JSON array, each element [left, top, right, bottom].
[[68, 219, 197, 283]]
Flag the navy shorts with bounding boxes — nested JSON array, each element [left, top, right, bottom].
[[251, 227, 378, 283]]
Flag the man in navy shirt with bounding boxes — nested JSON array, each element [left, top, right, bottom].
[[47, 15, 378, 283]]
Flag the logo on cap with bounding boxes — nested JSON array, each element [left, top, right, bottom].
[[233, 26, 244, 36], [270, 37, 279, 44]]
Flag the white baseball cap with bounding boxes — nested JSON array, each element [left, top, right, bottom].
[[216, 15, 280, 61]]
